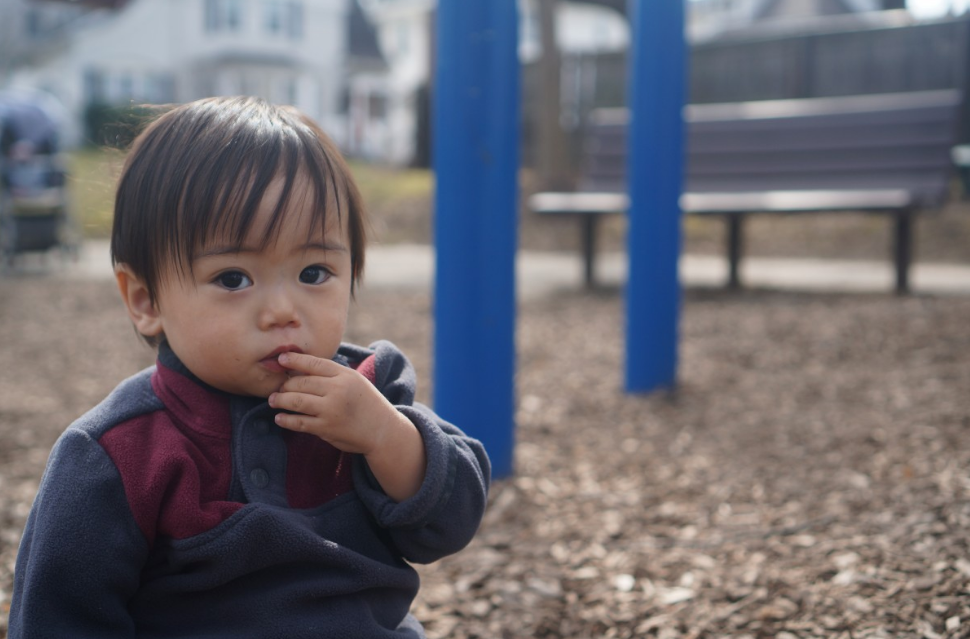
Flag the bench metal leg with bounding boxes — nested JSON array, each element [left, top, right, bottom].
[[581, 213, 598, 288], [726, 214, 744, 289], [893, 210, 913, 295]]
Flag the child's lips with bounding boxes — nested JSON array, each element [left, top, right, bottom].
[[260, 357, 287, 374], [260, 345, 304, 373]]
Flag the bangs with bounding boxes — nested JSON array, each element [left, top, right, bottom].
[[182, 128, 340, 260], [112, 96, 366, 301], [168, 103, 342, 271]]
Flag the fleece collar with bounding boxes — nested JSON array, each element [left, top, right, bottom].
[[150, 342, 242, 440]]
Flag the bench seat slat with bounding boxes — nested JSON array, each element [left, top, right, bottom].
[[681, 189, 913, 213], [529, 191, 627, 214], [530, 189, 914, 216]]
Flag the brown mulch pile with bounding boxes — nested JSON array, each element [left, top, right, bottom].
[[1, 270, 968, 637]]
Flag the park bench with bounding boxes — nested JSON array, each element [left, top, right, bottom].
[[528, 89, 963, 293]]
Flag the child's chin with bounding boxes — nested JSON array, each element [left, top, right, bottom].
[[217, 376, 283, 399]]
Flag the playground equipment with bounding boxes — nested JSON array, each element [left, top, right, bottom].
[[433, 1, 686, 476]]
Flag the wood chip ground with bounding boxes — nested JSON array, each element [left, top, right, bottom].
[[3, 183, 970, 639], [1, 274, 967, 638]]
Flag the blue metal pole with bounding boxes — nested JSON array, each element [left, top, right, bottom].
[[433, 0, 519, 477], [625, 0, 687, 393]]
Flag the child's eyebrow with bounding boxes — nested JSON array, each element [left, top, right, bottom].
[[303, 241, 349, 255], [195, 241, 348, 259]]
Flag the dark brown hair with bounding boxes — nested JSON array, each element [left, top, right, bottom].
[[111, 96, 366, 303]]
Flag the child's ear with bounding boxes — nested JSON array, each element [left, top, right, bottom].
[[115, 265, 164, 338]]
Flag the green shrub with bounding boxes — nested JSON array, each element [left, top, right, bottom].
[[83, 102, 162, 149]]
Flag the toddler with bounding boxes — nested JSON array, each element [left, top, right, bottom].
[[9, 96, 490, 638]]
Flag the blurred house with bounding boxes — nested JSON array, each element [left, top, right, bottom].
[[2, 0, 388, 155], [689, 0, 887, 39], [5, 0, 624, 166], [354, 0, 434, 166], [353, 0, 628, 166], [0, 1, 89, 83]]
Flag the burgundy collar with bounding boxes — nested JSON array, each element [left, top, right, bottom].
[[150, 343, 235, 440]]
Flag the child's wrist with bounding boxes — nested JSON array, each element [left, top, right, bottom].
[[365, 408, 416, 460], [363, 408, 427, 501]]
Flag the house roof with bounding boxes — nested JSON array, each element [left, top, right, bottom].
[[753, 0, 873, 20], [347, 0, 387, 71], [194, 51, 301, 68], [30, 0, 129, 8]]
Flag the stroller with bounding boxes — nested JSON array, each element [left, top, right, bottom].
[[0, 92, 77, 268]]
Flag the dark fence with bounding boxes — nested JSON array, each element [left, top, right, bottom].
[[522, 14, 970, 168], [691, 17, 969, 103]]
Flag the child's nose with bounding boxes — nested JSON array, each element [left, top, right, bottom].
[[258, 285, 301, 330]]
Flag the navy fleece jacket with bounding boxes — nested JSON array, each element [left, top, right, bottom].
[[10, 341, 490, 638]]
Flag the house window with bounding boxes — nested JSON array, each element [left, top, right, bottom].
[[206, 0, 243, 32], [215, 70, 244, 96], [26, 9, 42, 38], [118, 74, 135, 101], [226, 0, 242, 29], [264, 1, 302, 39], [145, 74, 176, 104], [205, 0, 219, 31], [368, 94, 387, 120], [339, 88, 351, 115], [287, 2, 303, 39], [264, 1, 282, 34], [83, 69, 106, 103], [396, 23, 409, 56], [240, 72, 256, 97]]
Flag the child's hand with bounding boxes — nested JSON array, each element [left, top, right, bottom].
[[269, 353, 397, 454], [269, 352, 426, 501]]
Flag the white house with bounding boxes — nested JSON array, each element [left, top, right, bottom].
[[5, 0, 386, 151], [353, 0, 629, 166], [353, 0, 434, 165]]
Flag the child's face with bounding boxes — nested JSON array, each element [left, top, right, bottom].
[[146, 176, 354, 397]]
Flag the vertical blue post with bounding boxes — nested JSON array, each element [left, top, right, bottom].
[[433, 1, 519, 477], [625, 0, 686, 392]]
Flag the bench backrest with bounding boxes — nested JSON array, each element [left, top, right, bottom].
[[581, 90, 962, 207]]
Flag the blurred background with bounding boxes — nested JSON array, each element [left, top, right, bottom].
[[0, 0, 969, 255]]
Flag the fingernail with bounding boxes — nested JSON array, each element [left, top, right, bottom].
[[268, 393, 277, 406], [277, 353, 289, 364]]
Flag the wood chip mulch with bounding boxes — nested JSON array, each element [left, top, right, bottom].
[[1, 277, 968, 639]]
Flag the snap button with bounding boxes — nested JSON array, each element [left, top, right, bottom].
[[250, 468, 269, 488]]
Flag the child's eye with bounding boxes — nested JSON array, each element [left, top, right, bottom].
[[299, 265, 331, 285], [214, 270, 252, 290]]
